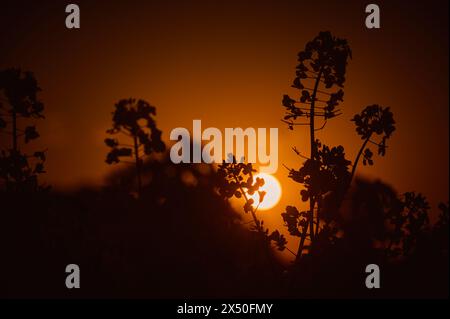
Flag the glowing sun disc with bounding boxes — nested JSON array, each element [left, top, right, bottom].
[[249, 173, 282, 210]]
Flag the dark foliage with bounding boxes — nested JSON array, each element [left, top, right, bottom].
[[0, 68, 47, 192], [105, 98, 165, 195], [0, 41, 447, 298], [0, 156, 286, 298], [216, 157, 287, 252]]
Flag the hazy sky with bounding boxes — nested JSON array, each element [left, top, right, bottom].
[[1, 0, 448, 243]]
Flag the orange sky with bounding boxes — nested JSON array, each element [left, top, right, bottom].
[[1, 1, 448, 256]]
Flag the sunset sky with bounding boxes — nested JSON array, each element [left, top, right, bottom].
[[1, 0, 448, 250]]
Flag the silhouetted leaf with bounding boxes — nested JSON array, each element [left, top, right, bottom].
[[244, 198, 254, 213], [24, 126, 39, 143], [105, 138, 118, 148], [258, 190, 266, 203]]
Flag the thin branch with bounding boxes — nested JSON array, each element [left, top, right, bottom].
[[305, 76, 326, 84], [281, 119, 310, 126], [349, 134, 372, 184], [119, 128, 132, 137], [290, 106, 313, 111], [287, 100, 310, 105], [253, 201, 261, 216], [305, 70, 320, 77], [368, 139, 387, 148], [292, 147, 310, 160], [285, 247, 297, 257], [302, 87, 332, 96], [314, 119, 328, 131], [331, 111, 343, 117], [284, 112, 313, 119]]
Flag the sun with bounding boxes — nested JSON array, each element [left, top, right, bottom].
[[248, 173, 282, 210]]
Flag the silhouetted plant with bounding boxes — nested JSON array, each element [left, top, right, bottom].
[[216, 157, 287, 252], [348, 182, 444, 260], [384, 192, 430, 257], [0, 68, 47, 192], [281, 32, 398, 263], [350, 104, 395, 183], [283, 142, 351, 246], [282, 31, 351, 259], [105, 98, 165, 196]]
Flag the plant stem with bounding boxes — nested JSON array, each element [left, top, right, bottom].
[[295, 222, 309, 263], [327, 135, 372, 223], [295, 69, 323, 262], [349, 134, 372, 185], [133, 134, 142, 196], [316, 196, 321, 235], [308, 68, 323, 241]]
